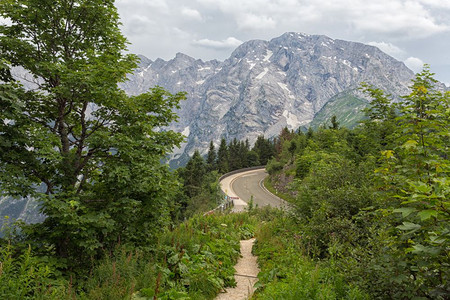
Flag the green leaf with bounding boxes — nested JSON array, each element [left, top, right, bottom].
[[397, 222, 421, 231], [408, 181, 432, 194], [393, 207, 416, 218], [417, 210, 437, 221], [402, 139, 418, 149], [168, 253, 180, 265], [139, 287, 155, 297], [411, 244, 440, 255], [429, 235, 446, 244]]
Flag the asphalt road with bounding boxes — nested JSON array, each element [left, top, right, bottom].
[[220, 168, 287, 211]]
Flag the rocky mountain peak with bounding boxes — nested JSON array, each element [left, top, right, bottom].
[[121, 33, 415, 167], [229, 39, 269, 60], [136, 54, 152, 68]]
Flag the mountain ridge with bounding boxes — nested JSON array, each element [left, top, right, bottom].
[[120, 32, 415, 167], [8, 32, 419, 167]]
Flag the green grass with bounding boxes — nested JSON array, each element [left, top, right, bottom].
[[251, 214, 369, 300], [309, 91, 369, 130]]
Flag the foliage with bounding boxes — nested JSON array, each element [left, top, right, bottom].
[[266, 158, 284, 175], [77, 248, 157, 300], [292, 153, 375, 258], [253, 135, 276, 166], [180, 150, 207, 198], [176, 152, 221, 219], [1, 2, 448, 297], [252, 211, 369, 299], [0, 241, 67, 299], [217, 138, 229, 174], [206, 141, 217, 172], [264, 66, 449, 298], [365, 67, 450, 298], [192, 136, 273, 180], [1, 212, 257, 299], [0, 0, 185, 267], [80, 213, 258, 300]]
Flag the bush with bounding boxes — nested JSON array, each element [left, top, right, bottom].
[[0, 242, 67, 299], [266, 158, 284, 175], [252, 214, 369, 299]]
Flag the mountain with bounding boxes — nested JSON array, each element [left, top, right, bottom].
[[120, 32, 414, 167]]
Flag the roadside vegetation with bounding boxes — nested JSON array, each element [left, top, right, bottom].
[[262, 68, 449, 299], [1, 212, 258, 299]]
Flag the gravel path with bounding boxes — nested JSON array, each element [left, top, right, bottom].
[[215, 238, 260, 300]]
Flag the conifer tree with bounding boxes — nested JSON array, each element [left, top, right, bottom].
[[217, 138, 229, 173], [206, 141, 217, 171], [252, 135, 275, 165], [329, 115, 340, 130], [182, 150, 206, 198], [228, 138, 242, 171]]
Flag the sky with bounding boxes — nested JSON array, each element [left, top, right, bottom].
[[115, 0, 450, 86]]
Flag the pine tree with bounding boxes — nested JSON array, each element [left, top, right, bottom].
[[252, 135, 275, 165], [228, 138, 240, 171], [217, 137, 229, 173], [329, 115, 340, 130], [306, 127, 314, 139], [182, 150, 206, 198], [206, 141, 217, 171]]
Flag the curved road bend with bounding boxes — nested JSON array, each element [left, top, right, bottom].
[[220, 168, 288, 212]]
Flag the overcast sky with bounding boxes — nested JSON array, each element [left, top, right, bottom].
[[115, 0, 450, 86]]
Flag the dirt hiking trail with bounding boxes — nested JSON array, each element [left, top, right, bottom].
[[215, 238, 259, 300]]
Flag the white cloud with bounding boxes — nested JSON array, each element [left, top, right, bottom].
[[193, 37, 243, 49], [321, 0, 449, 38], [238, 13, 276, 30], [124, 15, 155, 35], [419, 0, 450, 9], [113, 0, 450, 83], [172, 27, 191, 39], [404, 57, 425, 73], [368, 42, 406, 59], [194, 0, 450, 38], [117, 0, 169, 11], [181, 7, 202, 21]]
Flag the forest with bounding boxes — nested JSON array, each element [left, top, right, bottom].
[[0, 0, 449, 299]]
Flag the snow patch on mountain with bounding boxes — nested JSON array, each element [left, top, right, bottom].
[[182, 126, 190, 137], [283, 110, 301, 129], [256, 68, 269, 80], [263, 50, 273, 62]]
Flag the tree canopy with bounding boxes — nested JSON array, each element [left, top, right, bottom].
[[0, 0, 185, 265]]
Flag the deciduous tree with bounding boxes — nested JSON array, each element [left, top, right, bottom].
[[0, 0, 185, 264]]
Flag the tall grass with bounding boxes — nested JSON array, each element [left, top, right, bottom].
[[0, 242, 67, 299], [251, 212, 369, 300], [77, 212, 259, 299]]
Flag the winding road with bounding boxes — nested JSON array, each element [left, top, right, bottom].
[[220, 168, 288, 212]]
